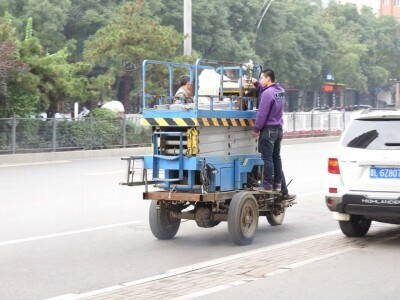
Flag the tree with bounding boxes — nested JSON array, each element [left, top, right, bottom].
[[84, 1, 182, 111], [0, 14, 92, 117], [323, 3, 395, 92], [0, 16, 30, 117], [157, 0, 260, 61], [17, 36, 92, 114], [0, 41, 28, 117], [255, 0, 332, 89], [0, 0, 72, 52], [64, 0, 124, 59]]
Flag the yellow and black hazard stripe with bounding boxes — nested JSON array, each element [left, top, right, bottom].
[[141, 118, 199, 127], [141, 118, 255, 127], [198, 118, 254, 127]]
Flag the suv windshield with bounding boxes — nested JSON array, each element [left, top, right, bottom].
[[342, 119, 400, 150]]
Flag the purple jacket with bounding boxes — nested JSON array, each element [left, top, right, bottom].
[[253, 82, 285, 132]]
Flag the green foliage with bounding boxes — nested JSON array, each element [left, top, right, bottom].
[[0, 15, 94, 117], [7, 87, 39, 117], [255, 0, 332, 89], [90, 107, 117, 119], [126, 122, 151, 145], [64, 0, 124, 58], [84, 1, 183, 98], [13, 118, 52, 149]]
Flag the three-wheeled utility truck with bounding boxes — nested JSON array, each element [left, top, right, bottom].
[[122, 59, 296, 245]]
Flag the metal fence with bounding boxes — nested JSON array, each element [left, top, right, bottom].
[[0, 111, 351, 154], [282, 111, 352, 137], [0, 115, 151, 154]]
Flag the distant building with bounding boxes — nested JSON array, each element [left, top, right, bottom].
[[324, 1, 400, 20], [328, 0, 380, 13], [380, 0, 400, 20]]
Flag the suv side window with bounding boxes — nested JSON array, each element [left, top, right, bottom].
[[342, 119, 400, 150]]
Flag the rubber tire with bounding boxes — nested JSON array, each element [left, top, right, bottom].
[[149, 201, 181, 240], [339, 215, 371, 237], [228, 192, 259, 246], [266, 210, 285, 226]]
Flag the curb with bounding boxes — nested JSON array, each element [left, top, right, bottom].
[[282, 135, 340, 145], [0, 147, 152, 165]]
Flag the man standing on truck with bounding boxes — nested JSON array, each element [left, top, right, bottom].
[[251, 69, 285, 192]]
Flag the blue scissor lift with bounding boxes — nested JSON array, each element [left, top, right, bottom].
[[123, 59, 296, 245]]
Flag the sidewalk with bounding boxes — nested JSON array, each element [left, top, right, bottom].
[[61, 225, 399, 300]]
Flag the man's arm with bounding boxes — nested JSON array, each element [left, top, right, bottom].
[[253, 91, 272, 133], [252, 79, 260, 89]]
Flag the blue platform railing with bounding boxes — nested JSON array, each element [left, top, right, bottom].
[[142, 59, 262, 112]]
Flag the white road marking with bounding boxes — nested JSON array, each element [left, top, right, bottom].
[[283, 248, 353, 270], [46, 294, 79, 300], [0, 160, 71, 168], [165, 230, 340, 275], [63, 230, 340, 300], [85, 170, 124, 176], [174, 284, 231, 300], [0, 221, 142, 247], [264, 269, 288, 277], [175, 249, 354, 299]]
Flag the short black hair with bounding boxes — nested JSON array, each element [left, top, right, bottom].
[[179, 75, 191, 87], [261, 69, 275, 82]]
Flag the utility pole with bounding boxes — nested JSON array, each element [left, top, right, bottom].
[[396, 81, 400, 109], [256, 0, 274, 35], [183, 0, 192, 56]]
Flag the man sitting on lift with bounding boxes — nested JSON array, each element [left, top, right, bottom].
[[174, 75, 194, 104]]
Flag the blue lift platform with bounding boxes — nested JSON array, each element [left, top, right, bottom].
[[122, 59, 296, 245]]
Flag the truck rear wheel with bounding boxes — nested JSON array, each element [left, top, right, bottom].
[[228, 192, 259, 245], [149, 201, 181, 240], [339, 215, 371, 237], [266, 210, 285, 226]]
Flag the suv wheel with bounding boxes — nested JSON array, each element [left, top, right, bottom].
[[339, 215, 371, 237]]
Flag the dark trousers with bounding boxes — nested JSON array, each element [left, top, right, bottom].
[[258, 126, 283, 187]]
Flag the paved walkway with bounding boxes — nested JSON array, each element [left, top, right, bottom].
[[75, 226, 399, 300]]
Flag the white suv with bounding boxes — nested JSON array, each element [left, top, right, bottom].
[[326, 110, 400, 237]]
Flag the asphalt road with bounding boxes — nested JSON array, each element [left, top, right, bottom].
[[0, 141, 339, 300]]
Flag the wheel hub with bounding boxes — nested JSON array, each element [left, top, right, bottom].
[[241, 204, 256, 235]]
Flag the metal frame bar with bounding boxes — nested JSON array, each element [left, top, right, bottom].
[[152, 131, 185, 183]]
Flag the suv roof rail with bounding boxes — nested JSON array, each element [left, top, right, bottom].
[[360, 108, 399, 114]]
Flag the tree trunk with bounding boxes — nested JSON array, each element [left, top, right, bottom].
[[117, 72, 134, 113]]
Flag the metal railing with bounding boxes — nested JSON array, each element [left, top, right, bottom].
[[0, 115, 151, 154], [0, 111, 350, 155], [282, 111, 351, 137]]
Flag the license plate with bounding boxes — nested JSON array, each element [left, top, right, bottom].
[[370, 168, 400, 179]]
